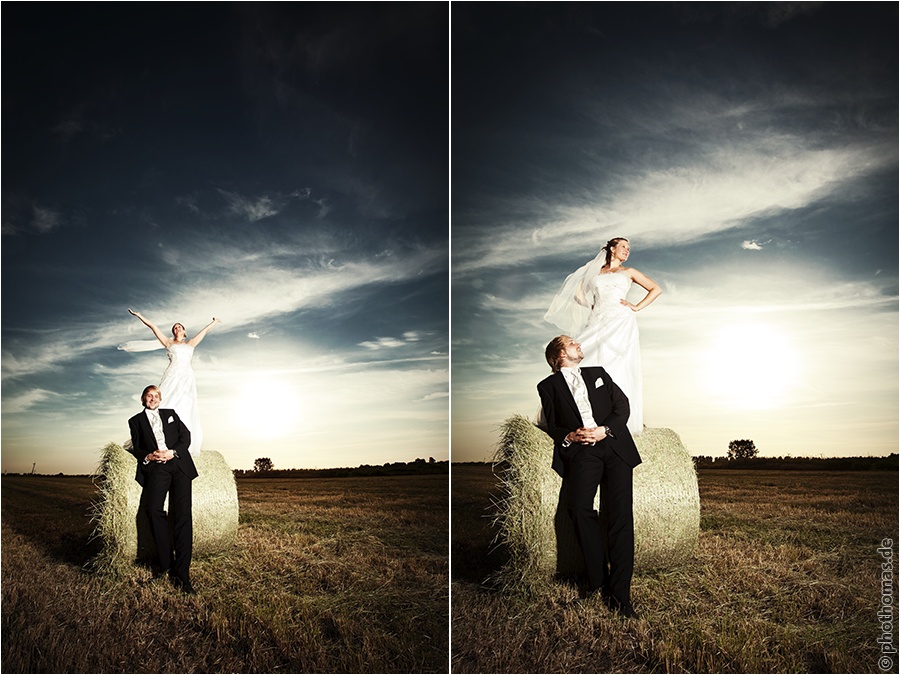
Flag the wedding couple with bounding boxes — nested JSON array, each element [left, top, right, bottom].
[[538, 238, 662, 619], [122, 310, 221, 594]]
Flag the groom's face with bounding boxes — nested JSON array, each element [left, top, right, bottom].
[[144, 389, 161, 410], [561, 338, 584, 366]]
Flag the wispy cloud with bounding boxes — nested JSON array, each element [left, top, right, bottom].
[[217, 189, 281, 222], [2, 388, 55, 413], [358, 331, 434, 350], [455, 138, 893, 274], [1, 240, 445, 381]]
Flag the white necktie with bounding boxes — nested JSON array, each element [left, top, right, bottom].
[[147, 409, 166, 448], [567, 368, 597, 428]]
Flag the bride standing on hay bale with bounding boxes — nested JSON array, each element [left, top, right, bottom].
[[544, 238, 662, 435], [120, 309, 221, 453]]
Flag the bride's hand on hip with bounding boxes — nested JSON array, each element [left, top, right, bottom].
[[620, 299, 637, 311]]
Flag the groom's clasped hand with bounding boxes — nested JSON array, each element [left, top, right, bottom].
[[570, 426, 609, 445]]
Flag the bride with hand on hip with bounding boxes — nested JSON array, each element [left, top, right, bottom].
[[544, 237, 661, 435], [120, 309, 221, 453]]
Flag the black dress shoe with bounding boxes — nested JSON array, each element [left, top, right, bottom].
[[172, 577, 196, 595], [616, 603, 639, 619], [603, 595, 639, 619]]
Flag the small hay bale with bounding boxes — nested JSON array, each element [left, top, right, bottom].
[[491, 415, 699, 591], [91, 442, 239, 573]]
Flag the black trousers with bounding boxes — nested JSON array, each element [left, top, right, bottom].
[[565, 441, 634, 606], [142, 461, 193, 583]]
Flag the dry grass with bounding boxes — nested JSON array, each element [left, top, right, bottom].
[[452, 465, 898, 673], [2, 473, 448, 673]]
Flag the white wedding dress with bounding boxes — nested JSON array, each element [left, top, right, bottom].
[[576, 272, 643, 435], [157, 342, 203, 453]]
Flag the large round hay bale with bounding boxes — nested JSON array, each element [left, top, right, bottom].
[[491, 415, 699, 591], [91, 442, 239, 573]]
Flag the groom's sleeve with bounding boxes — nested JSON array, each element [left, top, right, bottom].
[[597, 368, 631, 439], [127, 418, 145, 462], [538, 382, 573, 446], [169, 412, 192, 455]]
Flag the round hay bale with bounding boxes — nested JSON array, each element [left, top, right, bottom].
[[491, 415, 699, 591], [91, 442, 239, 573]]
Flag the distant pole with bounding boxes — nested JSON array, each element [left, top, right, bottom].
[[31, 463, 36, 475]]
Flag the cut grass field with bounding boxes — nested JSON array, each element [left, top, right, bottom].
[[451, 465, 898, 673], [2, 473, 448, 673]]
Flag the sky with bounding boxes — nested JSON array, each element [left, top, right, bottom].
[[451, 3, 898, 461], [2, 4, 449, 474]]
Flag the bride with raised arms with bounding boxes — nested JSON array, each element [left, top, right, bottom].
[[120, 309, 221, 453], [544, 237, 661, 435]]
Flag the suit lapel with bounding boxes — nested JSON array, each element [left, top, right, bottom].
[[554, 371, 581, 419]]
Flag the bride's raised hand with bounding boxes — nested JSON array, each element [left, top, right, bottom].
[[128, 308, 140, 317]]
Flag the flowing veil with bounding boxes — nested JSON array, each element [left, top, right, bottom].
[[118, 340, 165, 353], [543, 249, 607, 335]]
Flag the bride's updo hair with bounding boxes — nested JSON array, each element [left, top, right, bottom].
[[601, 237, 629, 266]]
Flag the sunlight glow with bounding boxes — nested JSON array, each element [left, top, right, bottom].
[[703, 322, 803, 410], [233, 377, 301, 439]]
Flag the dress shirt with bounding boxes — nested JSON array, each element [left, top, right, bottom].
[[559, 366, 598, 429], [145, 408, 168, 450]]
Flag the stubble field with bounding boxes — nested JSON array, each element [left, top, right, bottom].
[[451, 465, 898, 674], [2, 473, 448, 673]]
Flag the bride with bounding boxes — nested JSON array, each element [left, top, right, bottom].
[[120, 309, 221, 453], [544, 238, 661, 435]]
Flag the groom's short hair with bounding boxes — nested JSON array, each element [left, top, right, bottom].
[[545, 336, 570, 373], [141, 385, 161, 406]]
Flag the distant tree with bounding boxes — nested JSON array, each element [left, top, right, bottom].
[[428, 457, 436, 464], [254, 457, 274, 472], [727, 440, 759, 461]]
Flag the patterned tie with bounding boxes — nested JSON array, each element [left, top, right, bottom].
[[148, 409, 165, 445], [569, 367, 583, 395]]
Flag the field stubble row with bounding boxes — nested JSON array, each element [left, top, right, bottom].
[[2, 474, 449, 674], [451, 466, 899, 674]]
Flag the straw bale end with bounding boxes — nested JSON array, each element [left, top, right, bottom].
[[91, 442, 239, 573], [491, 415, 700, 591]]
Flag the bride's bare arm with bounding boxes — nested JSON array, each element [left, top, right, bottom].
[[128, 308, 173, 347], [188, 317, 221, 347], [622, 268, 662, 312]]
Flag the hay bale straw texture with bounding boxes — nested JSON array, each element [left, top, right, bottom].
[[91, 442, 239, 572], [491, 415, 699, 591]]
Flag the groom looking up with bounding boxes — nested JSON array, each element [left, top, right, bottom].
[[537, 336, 642, 618], [127, 385, 198, 594]]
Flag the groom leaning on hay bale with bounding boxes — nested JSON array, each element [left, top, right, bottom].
[[537, 336, 641, 618], [127, 385, 198, 594]]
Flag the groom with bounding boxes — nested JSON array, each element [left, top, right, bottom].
[[127, 385, 198, 593], [537, 336, 642, 618]]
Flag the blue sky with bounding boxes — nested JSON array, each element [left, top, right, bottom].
[[2, 4, 448, 474], [451, 3, 898, 461]]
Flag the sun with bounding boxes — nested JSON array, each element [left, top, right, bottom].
[[703, 322, 802, 410], [234, 376, 301, 438]]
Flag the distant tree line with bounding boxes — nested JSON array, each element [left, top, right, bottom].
[[235, 457, 448, 479], [692, 453, 898, 471]]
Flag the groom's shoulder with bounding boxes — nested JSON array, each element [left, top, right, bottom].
[[128, 410, 144, 424], [537, 371, 559, 389]]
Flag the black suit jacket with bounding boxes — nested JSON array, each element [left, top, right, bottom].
[[537, 366, 641, 478], [127, 408, 198, 486]]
